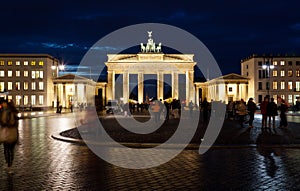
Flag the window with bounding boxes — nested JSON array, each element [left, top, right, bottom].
[[31, 82, 36, 90], [24, 95, 28, 105], [296, 81, 300, 91], [296, 61, 300, 66], [7, 95, 12, 102], [288, 61, 293, 66], [38, 61, 44, 66], [16, 95, 21, 105], [8, 61, 12, 66], [288, 95, 293, 103], [15, 82, 20, 90], [296, 70, 300, 77], [40, 71, 43, 79], [280, 61, 285, 65], [24, 82, 28, 90], [38, 82, 44, 90], [7, 82, 12, 90], [273, 81, 277, 90], [16, 61, 20, 65], [16, 70, 20, 77], [24, 70, 28, 77], [246, 65, 248, 69], [266, 82, 270, 90], [8, 70, 13, 77], [39, 95, 44, 105], [259, 70, 262, 79], [0, 82, 4, 91], [246, 72, 248, 76], [31, 61, 36, 66], [288, 70, 293, 77], [258, 82, 262, 90], [258, 61, 262, 66], [281, 81, 285, 89], [273, 70, 277, 77], [24, 61, 28, 65], [31, 71, 36, 79], [281, 95, 285, 100], [229, 87, 233, 92], [31, 95, 36, 105], [288, 81, 293, 90], [35, 71, 39, 78], [0, 70, 4, 77], [273, 61, 278, 65], [281, 70, 285, 77], [0, 61, 4, 66]]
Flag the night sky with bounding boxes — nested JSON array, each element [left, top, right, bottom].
[[1, 0, 300, 77]]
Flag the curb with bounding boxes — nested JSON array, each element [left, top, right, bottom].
[[51, 132, 300, 150]]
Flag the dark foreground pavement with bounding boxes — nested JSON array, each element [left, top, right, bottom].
[[0, 112, 300, 190]]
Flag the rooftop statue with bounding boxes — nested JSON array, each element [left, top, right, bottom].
[[140, 31, 162, 53]]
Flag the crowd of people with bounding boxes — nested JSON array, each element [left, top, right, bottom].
[[226, 96, 289, 129]]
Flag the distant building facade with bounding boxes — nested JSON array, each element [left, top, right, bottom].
[[241, 54, 300, 104], [0, 54, 59, 109]]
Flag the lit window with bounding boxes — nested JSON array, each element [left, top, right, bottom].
[[280, 61, 285, 65], [8, 61, 12, 66], [39, 82, 44, 90], [0, 82, 4, 91], [35, 71, 40, 78], [39, 95, 44, 105], [7, 82, 12, 90], [16, 95, 21, 105], [288, 81, 293, 90], [0, 70, 4, 77], [272, 70, 277, 77], [15, 82, 20, 90], [296, 70, 300, 77], [288, 95, 293, 103], [288, 70, 293, 77], [24, 61, 28, 65], [8, 70, 13, 77], [273, 81, 277, 90], [281, 81, 285, 89], [24, 82, 28, 90], [39, 71, 43, 78], [31, 95, 36, 105], [0, 61, 4, 66], [7, 95, 12, 102], [31, 82, 36, 90], [281, 70, 285, 77], [281, 95, 285, 100], [273, 61, 277, 65], [39, 61, 44, 66], [16, 61, 20, 65], [24, 96, 28, 105], [296, 82, 300, 91], [24, 70, 28, 77], [32, 71, 36, 79], [16, 70, 20, 77], [31, 61, 36, 66]]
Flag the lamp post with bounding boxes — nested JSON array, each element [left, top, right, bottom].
[[262, 56, 274, 98], [52, 60, 65, 113]]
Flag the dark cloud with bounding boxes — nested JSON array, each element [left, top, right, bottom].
[[0, 0, 300, 76]]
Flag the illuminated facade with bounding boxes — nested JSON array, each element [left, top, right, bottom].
[[241, 54, 300, 104], [0, 54, 58, 109]]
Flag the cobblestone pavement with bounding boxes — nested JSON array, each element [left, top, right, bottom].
[[1, 114, 300, 190]]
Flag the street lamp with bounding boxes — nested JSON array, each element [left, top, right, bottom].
[[52, 59, 65, 113], [262, 56, 274, 97]]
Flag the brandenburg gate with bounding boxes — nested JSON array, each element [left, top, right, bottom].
[[105, 32, 196, 104]]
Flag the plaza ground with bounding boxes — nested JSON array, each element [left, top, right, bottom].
[[0, 111, 300, 190]]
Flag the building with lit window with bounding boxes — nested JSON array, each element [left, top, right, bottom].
[[0, 54, 59, 109], [241, 54, 300, 104]]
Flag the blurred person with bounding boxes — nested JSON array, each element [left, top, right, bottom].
[[247, 98, 257, 128], [267, 98, 278, 129]]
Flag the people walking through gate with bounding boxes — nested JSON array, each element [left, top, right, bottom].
[[201, 98, 209, 123], [237, 99, 248, 128], [0, 99, 19, 174], [260, 96, 269, 129], [279, 99, 288, 129], [151, 99, 162, 123], [247, 98, 257, 128], [267, 98, 278, 129], [188, 100, 194, 117]]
